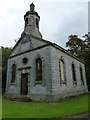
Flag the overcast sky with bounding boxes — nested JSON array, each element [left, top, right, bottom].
[[0, 0, 88, 48]]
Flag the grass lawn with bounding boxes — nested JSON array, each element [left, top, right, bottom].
[[2, 94, 89, 118], [0, 95, 2, 119]]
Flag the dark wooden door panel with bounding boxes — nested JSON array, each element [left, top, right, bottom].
[[21, 73, 28, 95]]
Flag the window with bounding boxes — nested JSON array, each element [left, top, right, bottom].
[[80, 66, 84, 85], [11, 64, 16, 83], [72, 63, 77, 84], [59, 58, 66, 85], [36, 18, 39, 28], [25, 18, 28, 28], [22, 57, 28, 64], [36, 58, 42, 81]]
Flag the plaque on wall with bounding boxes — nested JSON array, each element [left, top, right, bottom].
[[21, 36, 30, 44]]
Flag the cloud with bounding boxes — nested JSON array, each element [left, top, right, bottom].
[[40, 2, 88, 48], [0, 1, 88, 48]]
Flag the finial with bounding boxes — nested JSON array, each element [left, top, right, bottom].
[[30, 3, 35, 12]]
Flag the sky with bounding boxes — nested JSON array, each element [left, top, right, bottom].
[[0, 0, 88, 48]]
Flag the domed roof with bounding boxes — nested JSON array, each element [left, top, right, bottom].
[[24, 11, 40, 19], [24, 3, 40, 19]]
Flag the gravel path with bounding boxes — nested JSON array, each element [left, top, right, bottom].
[[52, 113, 89, 120], [62, 113, 89, 119]]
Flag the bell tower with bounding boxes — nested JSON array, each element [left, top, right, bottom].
[[24, 3, 42, 38]]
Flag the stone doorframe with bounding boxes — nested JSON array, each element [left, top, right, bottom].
[[18, 67, 31, 95]]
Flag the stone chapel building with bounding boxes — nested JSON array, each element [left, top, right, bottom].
[[6, 3, 88, 102]]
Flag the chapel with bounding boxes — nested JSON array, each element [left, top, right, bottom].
[[6, 3, 88, 102]]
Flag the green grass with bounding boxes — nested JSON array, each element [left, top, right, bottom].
[[2, 94, 89, 118], [0, 95, 2, 119]]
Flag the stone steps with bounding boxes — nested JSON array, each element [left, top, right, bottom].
[[12, 96, 32, 102]]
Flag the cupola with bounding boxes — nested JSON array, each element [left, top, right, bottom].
[[23, 3, 42, 38]]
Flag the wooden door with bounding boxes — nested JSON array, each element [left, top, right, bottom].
[[21, 73, 28, 95]]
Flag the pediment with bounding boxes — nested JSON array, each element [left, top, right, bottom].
[[9, 33, 49, 57]]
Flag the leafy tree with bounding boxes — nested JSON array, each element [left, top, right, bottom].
[[83, 32, 90, 90], [66, 33, 90, 91], [66, 35, 85, 59], [1, 47, 12, 93], [83, 32, 90, 48]]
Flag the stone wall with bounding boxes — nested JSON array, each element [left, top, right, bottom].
[[49, 46, 88, 101], [6, 45, 53, 101], [6, 44, 88, 102]]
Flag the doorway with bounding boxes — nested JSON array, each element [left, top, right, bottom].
[[21, 73, 28, 95]]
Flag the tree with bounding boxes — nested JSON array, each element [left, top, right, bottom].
[[1, 47, 12, 93], [66, 35, 85, 59], [66, 33, 90, 91], [83, 32, 90, 90]]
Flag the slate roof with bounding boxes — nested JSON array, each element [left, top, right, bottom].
[[9, 34, 84, 64]]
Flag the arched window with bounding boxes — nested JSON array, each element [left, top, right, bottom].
[[25, 18, 28, 28], [72, 63, 77, 84], [59, 58, 66, 84], [11, 64, 16, 83], [36, 18, 39, 28], [36, 58, 42, 81], [80, 66, 84, 85]]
